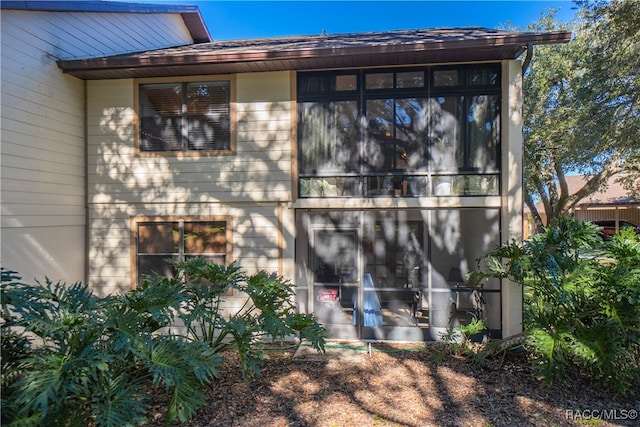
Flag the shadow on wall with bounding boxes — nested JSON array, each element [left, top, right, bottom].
[[89, 102, 293, 294]]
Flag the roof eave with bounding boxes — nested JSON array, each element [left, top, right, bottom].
[[1, 1, 211, 44], [179, 12, 211, 44], [57, 48, 516, 80], [58, 30, 571, 80]]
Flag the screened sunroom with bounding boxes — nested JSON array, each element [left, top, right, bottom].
[[294, 64, 506, 341]]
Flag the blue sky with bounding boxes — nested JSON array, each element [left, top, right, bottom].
[[140, 1, 578, 40]]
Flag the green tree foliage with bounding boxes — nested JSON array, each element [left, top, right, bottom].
[[477, 216, 640, 392], [524, 0, 640, 230], [1, 260, 325, 426]]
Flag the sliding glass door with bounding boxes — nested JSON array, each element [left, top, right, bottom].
[[311, 228, 360, 339], [360, 212, 428, 340]]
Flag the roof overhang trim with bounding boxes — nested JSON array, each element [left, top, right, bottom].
[[58, 28, 572, 80], [1, 1, 211, 43]]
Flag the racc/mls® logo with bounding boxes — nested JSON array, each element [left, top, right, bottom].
[[566, 409, 638, 421]]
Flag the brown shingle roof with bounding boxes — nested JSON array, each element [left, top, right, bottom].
[[57, 27, 571, 79], [565, 175, 639, 206]]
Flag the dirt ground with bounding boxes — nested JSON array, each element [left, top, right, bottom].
[[148, 342, 639, 427]]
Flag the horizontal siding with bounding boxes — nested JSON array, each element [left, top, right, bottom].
[[88, 203, 283, 295], [85, 80, 136, 116], [87, 72, 294, 205], [86, 71, 294, 295], [574, 207, 640, 225], [85, 127, 293, 152], [236, 72, 291, 103], [87, 157, 292, 173], [1, 136, 83, 168], [1, 213, 86, 228], [1, 72, 84, 126], [2, 7, 241, 291], [2, 174, 83, 193], [85, 125, 293, 153], [1, 198, 84, 217], [87, 178, 291, 196], [1, 190, 83, 206], [2, 10, 192, 60], [1, 226, 85, 284], [1, 9, 89, 283], [86, 176, 292, 203]]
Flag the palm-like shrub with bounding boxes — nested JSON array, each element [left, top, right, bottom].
[[165, 258, 326, 377], [477, 216, 640, 392], [1, 260, 325, 426], [1, 269, 220, 426]]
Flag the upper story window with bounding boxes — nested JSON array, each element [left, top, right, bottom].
[[139, 80, 232, 153], [297, 65, 501, 198]]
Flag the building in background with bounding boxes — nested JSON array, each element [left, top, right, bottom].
[[524, 174, 640, 239]]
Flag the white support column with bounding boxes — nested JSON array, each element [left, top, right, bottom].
[[501, 60, 524, 338]]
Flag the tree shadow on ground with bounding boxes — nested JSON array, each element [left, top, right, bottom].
[[149, 342, 638, 427]]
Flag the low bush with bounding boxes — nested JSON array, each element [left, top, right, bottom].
[[158, 258, 325, 376], [476, 216, 640, 393], [1, 259, 325, 426]]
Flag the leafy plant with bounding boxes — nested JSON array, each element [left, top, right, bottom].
[[1, 259, 326, 426], [1, 269, 222, 426], [436, 316, 488, 364], [476, 216, 640, 392], [164, 258, 326, 377]]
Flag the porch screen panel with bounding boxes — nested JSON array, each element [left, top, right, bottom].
[[467, 67, 500, 86], [395, 98, 429, 172], [361, 212, 427, 330], [428, 96, 463, 172], [364, 99, 395, 171], [299, 101, 358, 173], [365, 72, 393, 90], [363, 217, 425, 289], [429, 208, 501, 333], [467, 95, 500, 170], [297, 65, 501, 198], [365, 97, 429, 172], [313, 230, 358, 284], [396, 71, 425, 88]]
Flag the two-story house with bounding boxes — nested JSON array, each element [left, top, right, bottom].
[[1, 1, 571, 341]]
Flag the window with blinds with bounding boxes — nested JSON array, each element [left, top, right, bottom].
[[134, 218, 230, 286], [139, 81, 231, 152]]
